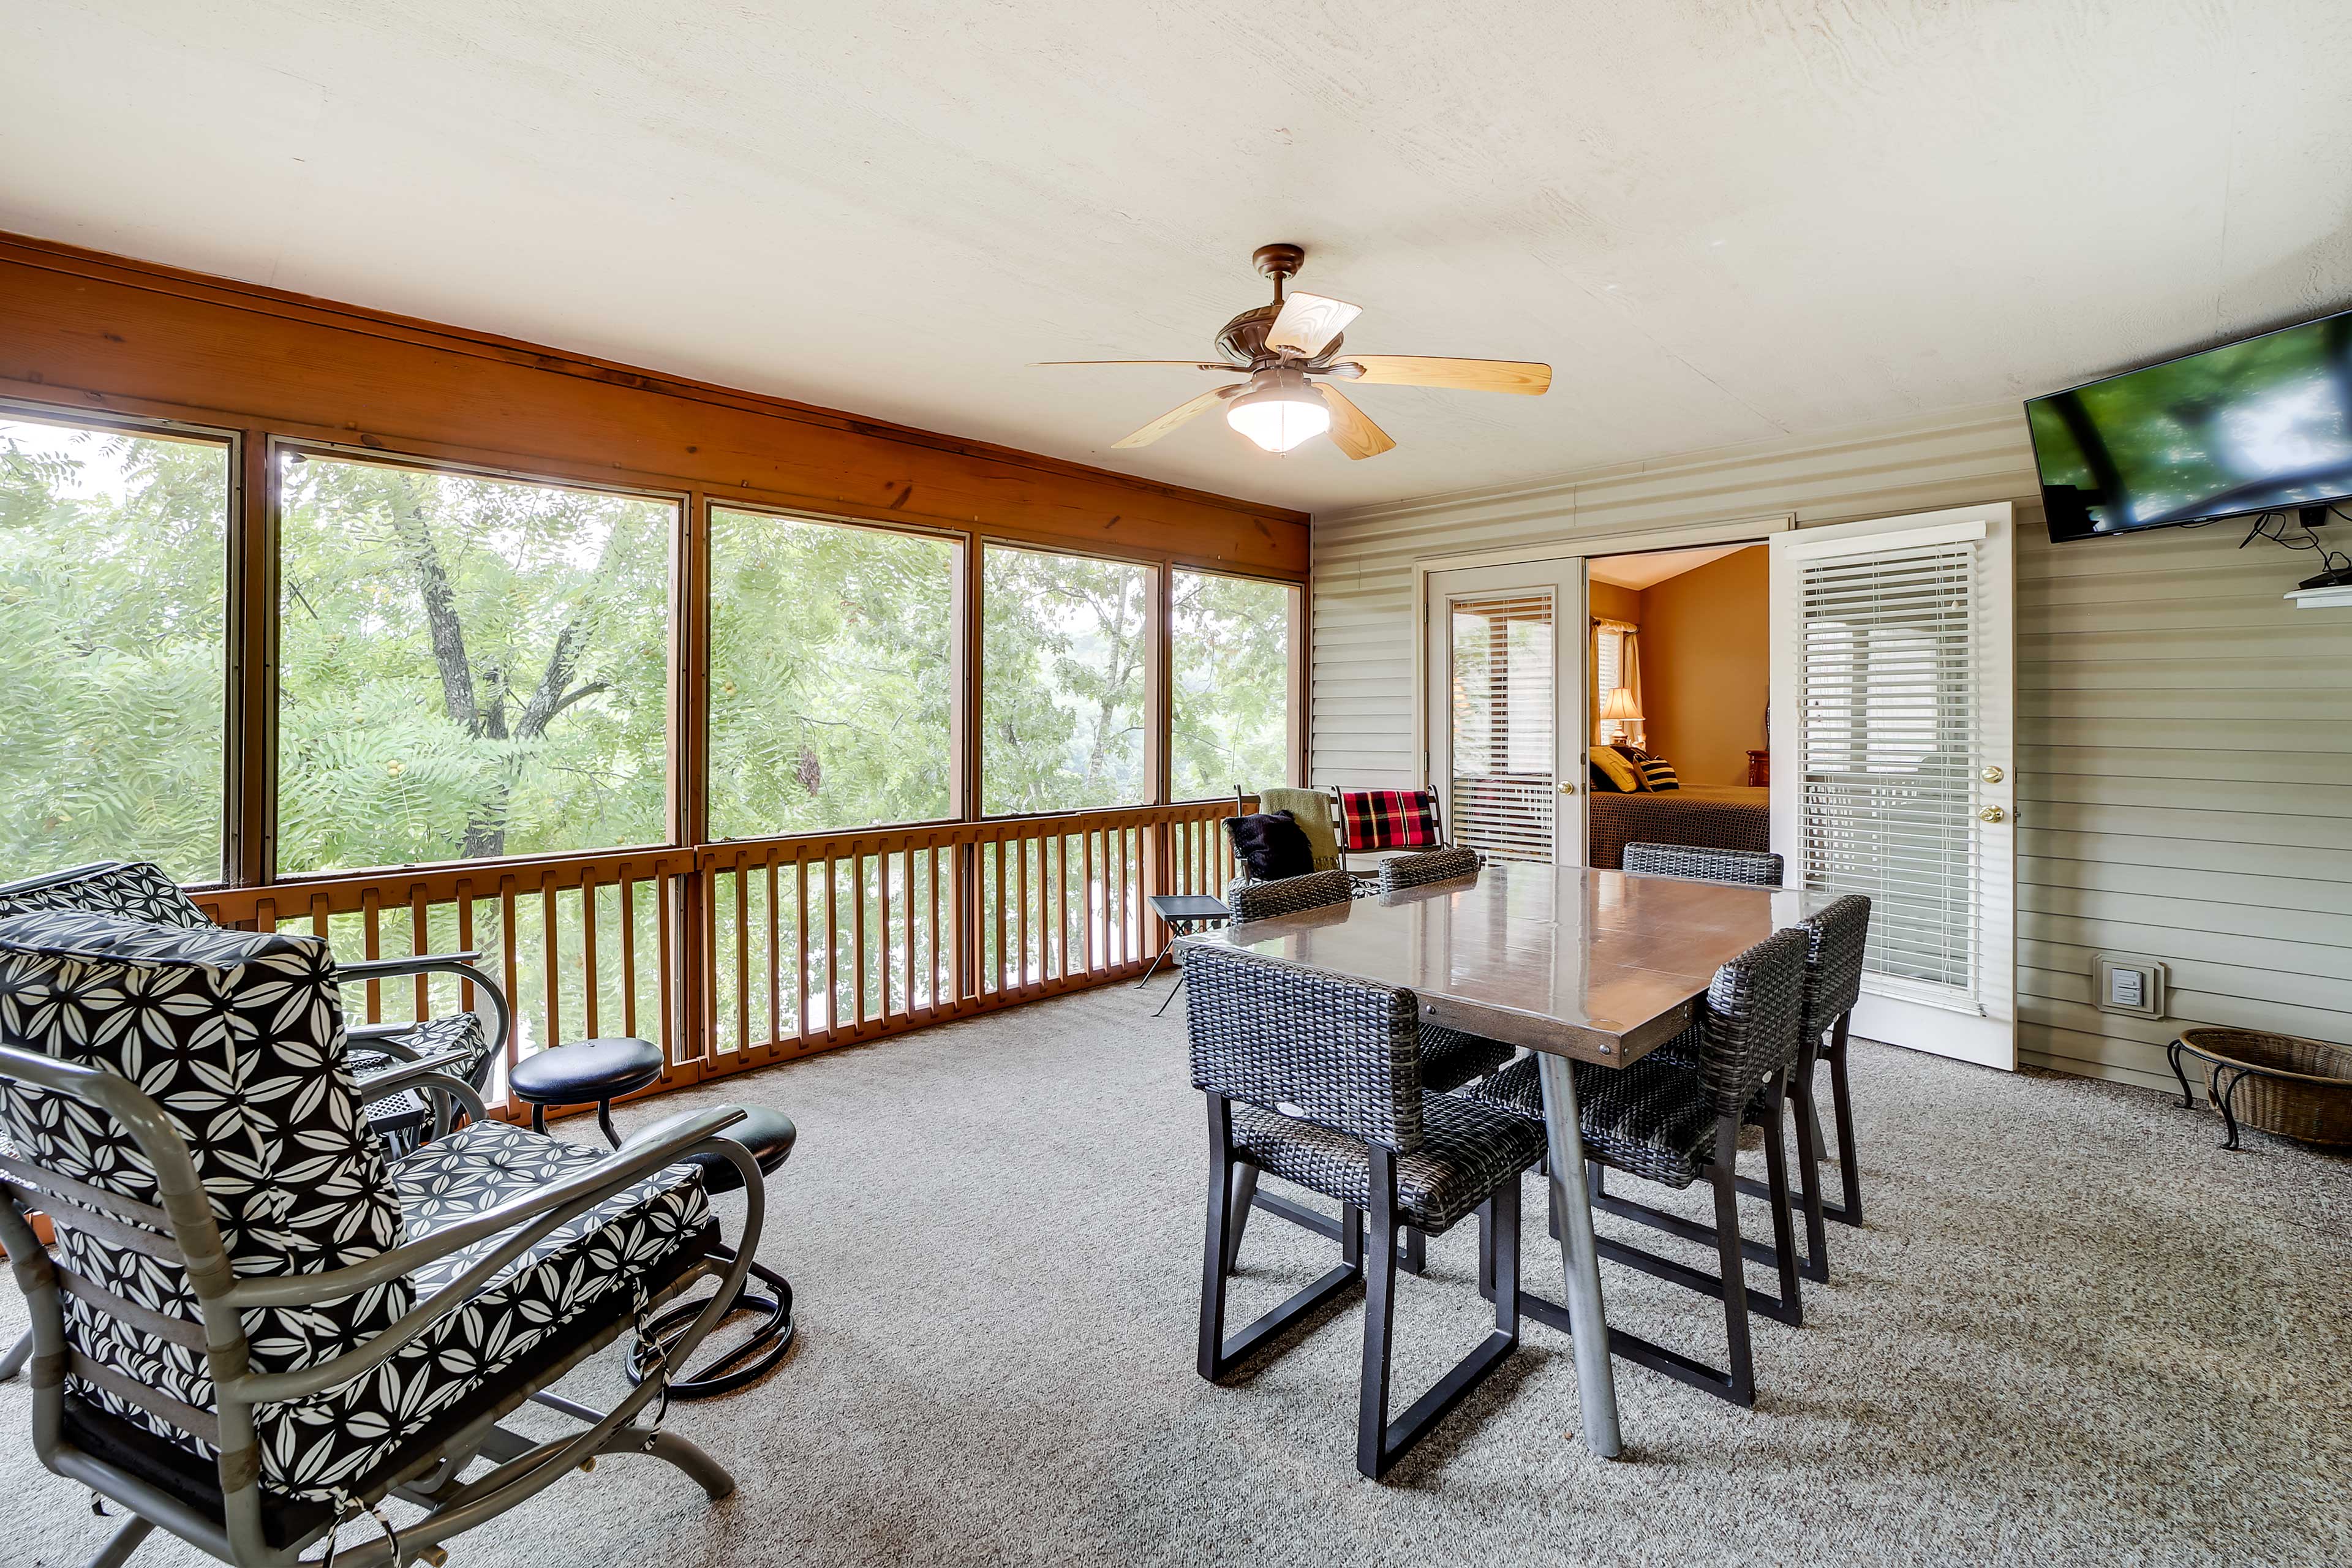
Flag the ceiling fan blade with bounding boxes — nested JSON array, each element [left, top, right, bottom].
[[1339, 355, 1552, 395], [1264, 292, 1363, 358], [1112, 386, 1235, 449], [1035, 360, 1234, 370], [1316, 384, 1397, 461]]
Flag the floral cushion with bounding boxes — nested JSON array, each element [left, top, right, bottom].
[[0, 910, 713, 1504], [240, 1121, 710, 1499], [0, 911, 410, 1476], [0, 862, 209, 929]]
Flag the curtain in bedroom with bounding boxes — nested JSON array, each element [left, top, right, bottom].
[[1594, 617, 1644, 748]]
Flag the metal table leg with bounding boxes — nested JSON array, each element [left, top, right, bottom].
[[1536, 1052, 1624, 1459]]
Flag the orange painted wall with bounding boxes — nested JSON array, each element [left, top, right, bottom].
[[1635, 546, 1767, 785]]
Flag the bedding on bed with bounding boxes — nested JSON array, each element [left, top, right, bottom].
[[1586, 783, 1770, 870]]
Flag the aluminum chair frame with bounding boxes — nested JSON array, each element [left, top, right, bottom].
[[1, 1041, 760, 1568]]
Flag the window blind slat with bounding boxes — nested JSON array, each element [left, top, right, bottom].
[[1450, 590, 1556, 865], [1799, 543, 1978, 998]]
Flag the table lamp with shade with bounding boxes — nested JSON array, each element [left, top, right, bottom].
[[1600, 685, 1642, 744]]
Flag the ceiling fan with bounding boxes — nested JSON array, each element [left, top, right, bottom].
[[1038, 243, 1551, 460]]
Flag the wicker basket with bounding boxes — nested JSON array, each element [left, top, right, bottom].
[[2178, 1027, 2352, 1147]]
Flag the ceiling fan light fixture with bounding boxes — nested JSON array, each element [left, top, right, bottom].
[[1224, 379, 1330, 453]]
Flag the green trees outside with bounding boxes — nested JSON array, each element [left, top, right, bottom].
[[2, 415, 1295, 889], [0, 420, 228, 884], [981, 545, 1151, 814], [709, 508, 954, 838], [1170, 569, 1292, 801], [277, 454, 676, 872]]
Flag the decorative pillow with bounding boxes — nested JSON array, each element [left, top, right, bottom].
[[1589, 747, 1644, 793], [1224, 810, 1314, 882], [1639, 757, 1681, 791]]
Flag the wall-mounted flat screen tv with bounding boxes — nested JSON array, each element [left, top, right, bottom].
[[2027, 307, 2352, 543]]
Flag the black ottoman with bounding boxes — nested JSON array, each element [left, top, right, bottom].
[[508, 1037, 665, 1147], [628, 1105, 798, 1400]]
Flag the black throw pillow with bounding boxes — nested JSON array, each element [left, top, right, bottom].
[[1225, 810, 1314, 882]]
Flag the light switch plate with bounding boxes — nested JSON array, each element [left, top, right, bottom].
[[2092, 953, 2166, 1020]]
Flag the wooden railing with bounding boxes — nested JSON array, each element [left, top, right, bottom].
[[195, 800, 1241, 1119]]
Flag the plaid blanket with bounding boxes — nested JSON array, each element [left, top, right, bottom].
[[1337, 788, 1440, 851]]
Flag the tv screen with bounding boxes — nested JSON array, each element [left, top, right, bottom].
[[2027, 308, 2352, 542]]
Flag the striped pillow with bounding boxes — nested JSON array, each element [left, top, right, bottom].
[[1638, 757, 1679, 791]]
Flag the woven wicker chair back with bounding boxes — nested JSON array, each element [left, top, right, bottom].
[[1694, 925, 1810, 1117], [1183, 943, 1425, 1153], [1795, 895, 1872, 1046], [1621, 843, 1784, 887], [1377, 846, 1481, 897], [1226, 869, 1353, 924]]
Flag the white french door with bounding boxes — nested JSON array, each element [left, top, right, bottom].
[[1768, 503, 2016, 1069], [1423, 559, 1586, 865]]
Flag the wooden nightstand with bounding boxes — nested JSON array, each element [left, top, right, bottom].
[[1746, 749, 1770, 787]]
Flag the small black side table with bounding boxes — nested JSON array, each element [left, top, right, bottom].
[[507, 1037, 665, 1142], [1138, 894, 1232, 1017]]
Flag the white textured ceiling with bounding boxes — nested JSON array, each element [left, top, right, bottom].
[[7, 2, 2352, 514]]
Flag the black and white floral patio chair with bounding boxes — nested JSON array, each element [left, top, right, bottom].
[[0, 862, 511, 1156], [0, 908, 759, 1568]]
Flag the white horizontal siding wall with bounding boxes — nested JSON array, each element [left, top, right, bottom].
[[1311, 401, 2352, 1090]]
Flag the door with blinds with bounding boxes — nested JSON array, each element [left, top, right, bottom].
[[1768, 503, 2016, 1069], [1424, 559, 1586, 865]]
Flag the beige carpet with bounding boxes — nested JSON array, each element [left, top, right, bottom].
[[4, 986, 2349, 1568]]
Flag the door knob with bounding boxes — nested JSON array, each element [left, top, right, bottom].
[[1559, 782, 1577, 794], [1978, 805, 2005, 823], [1981, 764, 2005, 783]]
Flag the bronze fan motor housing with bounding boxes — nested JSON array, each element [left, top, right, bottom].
[[1036, 243, 1553, 459]]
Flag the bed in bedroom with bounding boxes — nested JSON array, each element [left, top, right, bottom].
[[1586, 783, 1771, 870]]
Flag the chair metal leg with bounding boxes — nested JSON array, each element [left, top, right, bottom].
[[1757, 1091, 1804, 1324], [84, 1515, 154, 1568], [0, 1324, 29, 1382], [1711, 1124, 1757, 1406], [627, 1428, 738, 1500], [1355, 1149, 1400, 1480], [1785, 1054, 1830, 1283], [1225, 1162, 1259, 1272], [1199, 1097, 1360, 1382], [1826, 1016, 1863, 1226]]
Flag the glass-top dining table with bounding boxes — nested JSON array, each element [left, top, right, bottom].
[[1180, 859, 1828, 1459]]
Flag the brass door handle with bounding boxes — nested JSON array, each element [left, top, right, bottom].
[[1978, 805, 2005, 823], [1559, 782, 1577, 794], [1981, 764, 2005, 783]]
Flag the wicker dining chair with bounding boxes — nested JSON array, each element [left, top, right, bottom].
[[1732, 895, 1873, 1273], [1186, 942, 1541, 1479], [1621, 842, 1785, 886], [1468, 925, 1810, 1406], [0, 862, 510, 1158], [1217, 869, 1508, 1278], [0, 908, 758, 1568]]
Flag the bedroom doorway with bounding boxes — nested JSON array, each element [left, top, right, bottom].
[[1583, 541, 1773, 872], [1422, 557, 1586, 865]]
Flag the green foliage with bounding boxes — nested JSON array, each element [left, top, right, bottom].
[[276, 455, 673, 872], [709, 510, 954, 839], [981, 546, 1150, 814], [0, 421, 227, 883], [1170, 570, 1292, 800], [1, 419, 1297, 891]]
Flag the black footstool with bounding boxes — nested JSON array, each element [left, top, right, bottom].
[[508, 1037, 665, 1146], [627, 1105, 798, 1400]]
